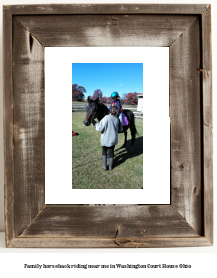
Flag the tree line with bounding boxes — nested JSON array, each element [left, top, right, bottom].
[[72, 84, 139, 105]]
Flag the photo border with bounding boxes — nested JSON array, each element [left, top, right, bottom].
[[3, 4, 212, 248], [45, 47, 170, 204]]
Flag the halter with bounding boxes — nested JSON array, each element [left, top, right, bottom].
[[86, 102, 99, 123], [90, 112, 97, 122]]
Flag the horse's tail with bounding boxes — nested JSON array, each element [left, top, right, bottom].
[[134, 124, 139, 138], [131, 113, 139, 138], [128, 111, 138, 145]]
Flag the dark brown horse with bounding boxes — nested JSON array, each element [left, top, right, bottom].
[[83, 97, 138, 145]]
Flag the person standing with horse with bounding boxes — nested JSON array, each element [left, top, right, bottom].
[[108, 92, 123, 132], [84, 96, 138, 146], [92, 106, 119, 171]]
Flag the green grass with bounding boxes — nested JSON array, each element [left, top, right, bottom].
[[72, 111, 143, 189]]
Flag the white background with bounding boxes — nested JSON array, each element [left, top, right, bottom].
[[45, 47, 170, 204], [0, 0, 216, 277]]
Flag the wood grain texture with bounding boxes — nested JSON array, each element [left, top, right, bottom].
[[3, 4, 213, 248], [3, 7, 14, 247], [170, 17, 202, 235], [202, 4, 213, 245], [16, 15, 197, 47], [20, 205, 199, 238], [12, 17, 45, 237], [203, 126, 213, 243], [7, 236, 212, 248], [4, 4, 207, 15], [202, 6, 212, 129]]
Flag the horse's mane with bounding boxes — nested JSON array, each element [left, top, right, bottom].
[[97, 102, 109, 121]]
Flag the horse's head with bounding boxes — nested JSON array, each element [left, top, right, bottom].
[[83, 96, 100, 126]]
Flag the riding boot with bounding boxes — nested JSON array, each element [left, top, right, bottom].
[[102, 155, 107, 170], [109, 157, 114, 171]]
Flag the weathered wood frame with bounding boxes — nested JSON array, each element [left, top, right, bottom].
[[3, 4, 212, 248]]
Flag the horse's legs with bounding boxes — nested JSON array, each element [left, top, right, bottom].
[[123, 131, 127, 146], [130, 125, 135, 145]]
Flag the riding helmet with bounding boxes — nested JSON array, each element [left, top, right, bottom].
[[111, 92, 119, 98]]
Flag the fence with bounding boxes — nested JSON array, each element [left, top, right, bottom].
[[133, 110, 143, 119], [72, 104, 143, 118], [72, 104, 87, 112], [122, 107, 143, 119], [122, 107, 142, 118]]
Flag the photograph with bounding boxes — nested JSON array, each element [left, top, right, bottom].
[[72, 63, 143, 189], [1, 1, 214, 258]]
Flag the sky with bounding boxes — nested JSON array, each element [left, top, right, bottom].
[[72, 63, 143, 98]]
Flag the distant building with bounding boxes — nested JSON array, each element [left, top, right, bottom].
[[137, 93, 143, 112]]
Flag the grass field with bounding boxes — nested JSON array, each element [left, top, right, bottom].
[[72, 111, 143, 189]]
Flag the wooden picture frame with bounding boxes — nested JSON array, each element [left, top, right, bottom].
[[3, 4, 213, 248]]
